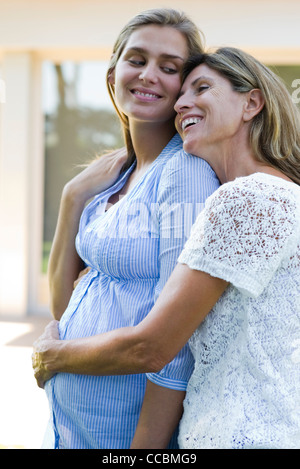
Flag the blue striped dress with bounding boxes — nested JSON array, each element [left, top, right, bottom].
[[44, 134, 220, 448]]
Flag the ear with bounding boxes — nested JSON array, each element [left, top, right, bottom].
[[108, 68, 115, 86], [243, 89, 265, 122]]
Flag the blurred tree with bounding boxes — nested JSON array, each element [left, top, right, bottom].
[[43, 63, 124, 259]]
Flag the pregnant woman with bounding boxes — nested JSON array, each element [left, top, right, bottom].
[[34, 9, 219, 449]]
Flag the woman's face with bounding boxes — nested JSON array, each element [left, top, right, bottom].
[[110, 25, 189, 126], [175, 64, 248, 156]]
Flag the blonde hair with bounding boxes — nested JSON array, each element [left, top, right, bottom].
[[107, 8, 205, 169], [182, 47, 300, 185]]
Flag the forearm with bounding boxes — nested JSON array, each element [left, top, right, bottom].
[[48, 183, 86, 319], [33, 266, 228, 388], [131, 380, 185, 449], [41, 326, 161, 378]]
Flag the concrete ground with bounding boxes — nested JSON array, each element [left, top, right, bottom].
[[0, 314, 52, 449]]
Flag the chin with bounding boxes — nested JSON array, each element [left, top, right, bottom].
[[182, 139, 199, 157]]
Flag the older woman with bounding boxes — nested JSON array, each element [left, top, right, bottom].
[[33, 48, 300, 449]]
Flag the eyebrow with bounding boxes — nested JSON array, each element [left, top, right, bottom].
[[124, 47, 185, 61], [178, 75, 213, 98], [191, 76, 213, 87]]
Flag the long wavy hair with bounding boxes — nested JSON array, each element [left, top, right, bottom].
[[181, 47, 300, 185], [106, 8, 205, 170]]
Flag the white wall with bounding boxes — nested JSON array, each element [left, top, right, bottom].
[[0, 53, 33, 314], [0, 0, 300, 62]]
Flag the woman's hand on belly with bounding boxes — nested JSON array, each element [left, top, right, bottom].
[[32, 320, 61, 388]]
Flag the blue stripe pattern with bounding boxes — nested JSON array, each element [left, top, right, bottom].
[[45, 134, 220, 448]]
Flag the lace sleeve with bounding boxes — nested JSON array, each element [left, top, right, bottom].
[[178, 176, 298, 297]]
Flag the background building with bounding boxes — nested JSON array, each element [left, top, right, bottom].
[[1, 0, 300, 317]]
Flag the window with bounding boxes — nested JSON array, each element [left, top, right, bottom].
[[42, 61, 124, 278]]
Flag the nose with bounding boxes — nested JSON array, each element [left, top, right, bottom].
[[139, 62, 158, 84], [174, 93, 191, 114]]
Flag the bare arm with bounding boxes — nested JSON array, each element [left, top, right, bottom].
[[48, 149, 127, 320], [33, 264, 228, 385], [48, 183, 86, 320], [131, 380, 185, 449]]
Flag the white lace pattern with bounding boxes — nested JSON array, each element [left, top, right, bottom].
[[178, 173, 300, 449]]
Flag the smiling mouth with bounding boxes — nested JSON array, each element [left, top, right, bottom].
[[131, 89, 162, 100], [181, 117, 203, 131]]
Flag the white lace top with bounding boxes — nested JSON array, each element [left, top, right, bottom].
[[177, 173, 300, 449]]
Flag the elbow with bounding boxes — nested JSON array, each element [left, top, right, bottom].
[[50, 303, 64, 321], [132, 336, 171, 374], [49, 295, 66, 321], [147, 357, 168, 374], [48, 275, 72, 320], [48, 278, 62, 320], [147, 349, 170, 373]]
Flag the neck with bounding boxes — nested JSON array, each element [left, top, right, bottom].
[[203, 140, 264, 185], [129, 119, 177, 170], [206, 143, 292, 185]]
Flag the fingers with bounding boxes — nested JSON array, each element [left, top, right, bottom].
[[31, 351, 45, 389], [32, 347, 55, 389], [73, 266, 91, 289], [44, 320, 60, 340], [31, 320, 60, 388], [105, 147, 128, 166]]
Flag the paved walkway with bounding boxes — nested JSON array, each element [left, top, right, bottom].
[[0, 314, 52, 449]]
